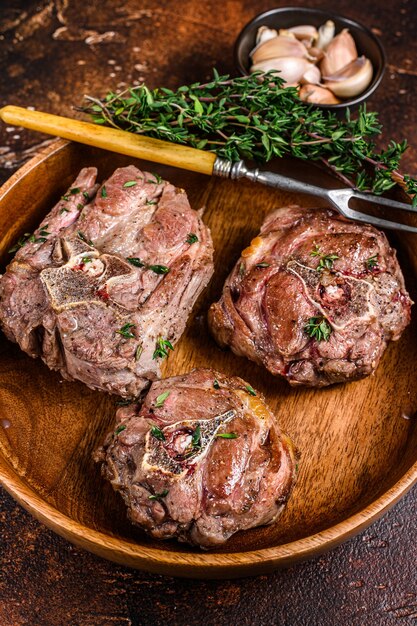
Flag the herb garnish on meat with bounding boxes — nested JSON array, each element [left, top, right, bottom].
[[127, 257, 146, 268], [366, 254, 378, 270], [150, 425, 166, 441], [245, 384, 257, 396], [191, 424, 201, 449], [149, 264, 170, 275], [186, 233, 198, 244], [153, 337, 174, 359], [155, 391, 170, 408], [305, 316, 332, 342], [310, 245, 339, 271], [148, 489, 169, 500], [116, 322, 136, 339]]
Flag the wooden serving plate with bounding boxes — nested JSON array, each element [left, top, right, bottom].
[[0, 139, 416, 579]]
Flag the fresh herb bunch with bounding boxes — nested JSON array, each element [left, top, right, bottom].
[[83, 69, 417, 204]]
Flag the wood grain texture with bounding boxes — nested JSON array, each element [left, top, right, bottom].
[[0, 139, 416, 578]]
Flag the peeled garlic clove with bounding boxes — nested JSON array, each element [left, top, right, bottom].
[[323, 56, 373, 97], [285, 25, 319, 42], [250, 35, 309, 64], [256, 26, 278, 45], [316, 20, 335, 50], [251, 57, 311, 85], [301, 64, 321, 85], [320, 29, 358, 76], [299, 84, 341, 104]]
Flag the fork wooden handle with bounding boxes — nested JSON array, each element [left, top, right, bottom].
[[0, 105, 217, 176]]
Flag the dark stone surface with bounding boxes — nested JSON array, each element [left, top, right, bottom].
[[0, 1, 416, 624]]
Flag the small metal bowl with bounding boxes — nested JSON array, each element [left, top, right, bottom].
[[234, 7, 386, 110]]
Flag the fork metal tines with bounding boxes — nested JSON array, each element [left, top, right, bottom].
[[213, 158, 417, 233]]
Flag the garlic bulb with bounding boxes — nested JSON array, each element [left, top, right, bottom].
[[251, 35, 310, 64], [316, 20, 335, 50], [299, 84, 341, 104], [251, 57, 313, 85], [323, 56, 373, 97], [320, 29, 358, 76]]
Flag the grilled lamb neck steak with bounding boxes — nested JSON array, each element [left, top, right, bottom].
[[95, 368, 298, 548], [209, 206, 412, 387], [0, 166, 213, 397]]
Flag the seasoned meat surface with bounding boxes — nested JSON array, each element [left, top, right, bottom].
[[208, 206, 412, 387], [0, 166, 213, 396], [95, 368, 298, 548]]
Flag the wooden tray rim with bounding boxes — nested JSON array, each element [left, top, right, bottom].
[[0, 138, 416, 578]]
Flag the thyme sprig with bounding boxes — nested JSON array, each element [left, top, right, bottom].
[[305, 316, 332, 342], [310, 245, 339, 271], [82, 69, 417, 204]]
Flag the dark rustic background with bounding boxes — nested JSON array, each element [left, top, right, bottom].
[[0, 1, 416, 624]]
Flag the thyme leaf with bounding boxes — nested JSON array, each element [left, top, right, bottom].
[[310, 245, 339, 271], [77, 231, 93, 246], [215, 432, 239, 439], [150, 425, 165, 441], [153, 337, 174, 360], [116, 322, 136, 339], [83, 70, 417, 205], [186, 233, 198, 244], [127, 257, 146, 268], [366, 254, 378, 270], [148, 264, 170, 274], [245, 384, 257, 396], [154, 391, 170, 408], [305, 316, 332, 342], [115, 424, 126, 435], [191, 424, 201, 449], [148, 489, 169, 500]]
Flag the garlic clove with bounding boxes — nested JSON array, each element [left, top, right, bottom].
[[278, 29, 297, 40], [323, 56, 373, 97], [316, 20, 335, 50], [320, 28, 358, 76], [251, 57, 312, 85], [307, 46, 325, 62], [281, 25, 319, 45], [299, 84, 341, 104], [250, 35, 310, 64], [256, 26, 278, 45], [288, 25, 319, 39], [300, 64, 321, 85]]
